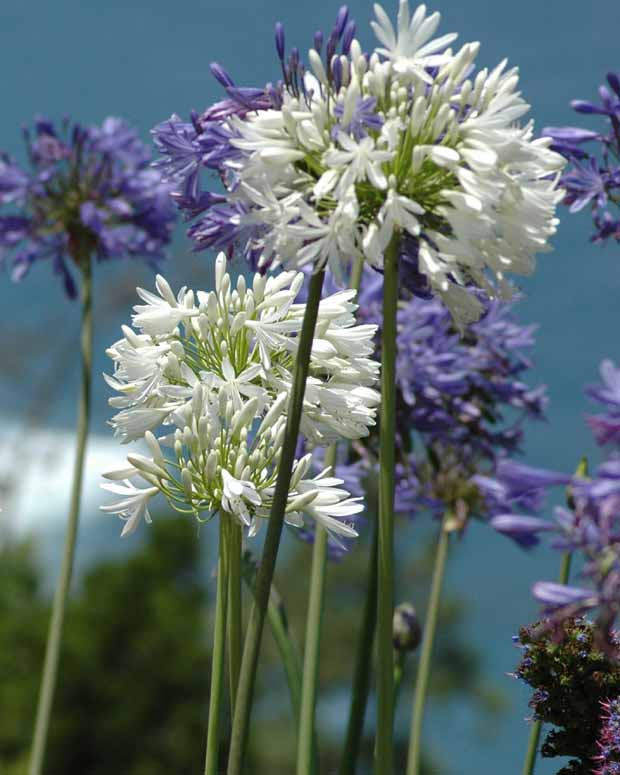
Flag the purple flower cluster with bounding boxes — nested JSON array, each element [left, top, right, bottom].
[[349, 268, 548, 527], [151, 7, 364, 269], [543, 72, 620, 245], [595, 697, 620, 775], [490, 358, 620, 640], [0, 116, 176, 297]]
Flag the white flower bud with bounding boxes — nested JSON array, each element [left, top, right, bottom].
[[215, 252, 227, 293]]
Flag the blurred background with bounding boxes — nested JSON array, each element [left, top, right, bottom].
[[0, 0, 619, 772]]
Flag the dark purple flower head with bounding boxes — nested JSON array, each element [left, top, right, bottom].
[[0, 116, 176, 297], [594, 697, 620, 774]]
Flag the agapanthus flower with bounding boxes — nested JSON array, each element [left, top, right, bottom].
[[543, 71, 620, 246], [531, 458, 620, 638], [153, 1, 564, 325], [488, 359, 620, 640], [0, 116, 176, 297], [101, 253, 379, 542], [347, 266, 548, 526]]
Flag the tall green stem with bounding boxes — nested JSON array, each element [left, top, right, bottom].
[[29, 257, 93, 775], [227, 269, 325, 775], [376, 233, 400, 775], [296, 445, 337, 775], [521, 550, 573, 775], [406, 518, 450, 775], [338, 519, 378, 775], [227, 519, 243, 716], [205, 520, 229, 775]]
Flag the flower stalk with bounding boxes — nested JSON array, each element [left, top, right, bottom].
[[227, 268, 326, 775], [406, 515, 451, 775], [29, 252, 93, 775], [339, 518, 378, 775], [297, 444, 338, 775], [205, 519, 229, 775], [227, 519, 243, 715], [376, 232, 400, 774]]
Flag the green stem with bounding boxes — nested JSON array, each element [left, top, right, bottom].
[[338, 511, 378, 775], [227, 269, 325, 775], [243, 557, 320, 770], [266, 587, 304, 725], [376, 233, 400, 775], [227, 519, 243, 716], [29, 257, 93, 775], [205, 520, 229, 775], [406, 518, 450, 775], [394, 651, 407, 706], [521, 550, 573, 775], [349, 254, 365, 292], [296, 445, 337, 775]]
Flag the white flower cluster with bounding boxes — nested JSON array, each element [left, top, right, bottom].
[[101, 253, 379, 540], [227, 1, 565, 323]]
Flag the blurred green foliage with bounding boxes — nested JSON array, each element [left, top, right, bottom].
[[0, 516, 506, 774], [0, 519, 210, 775]]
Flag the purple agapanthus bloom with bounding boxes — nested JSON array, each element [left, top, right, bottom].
[[335, 266, 549, 533], [542, 71, 620, 245], [151, 7, 365, 270], [493, 359, 620, 639], [0, 116, 176, 297]]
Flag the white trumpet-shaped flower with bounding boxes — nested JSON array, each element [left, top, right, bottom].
[[101, 392, 364, 542], [101, 254, 378, 541], [105, 252, 379, 446], [153, 1, 566, 326]]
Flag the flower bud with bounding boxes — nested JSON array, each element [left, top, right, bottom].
[[393, 602, 422, 653]]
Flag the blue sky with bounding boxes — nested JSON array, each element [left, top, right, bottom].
[[1, 0, 619, 771]]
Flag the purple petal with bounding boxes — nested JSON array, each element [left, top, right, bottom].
[[532, 581, 594, 607]]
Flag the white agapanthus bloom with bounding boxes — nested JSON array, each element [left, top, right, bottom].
[[105, 252, 379, 447], [153, 0, 566, 325], [101, 252, 378, 540], [101, 393, 363, 544]]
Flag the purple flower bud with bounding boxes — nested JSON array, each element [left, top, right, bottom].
[[489, 514, 552, 548], [290, 46, 299, 68], [326, 30, 338, 64], [225, 86, 266, 109], [266, 82, 283, 109], [210, 62, 234, 89], [393, 602, 422, 652], [332, 57, 343, 92], [542, 126, 600, 144], [571, 99, 608, 115], [607, 72, 620, 98], [274, 22, 285, 61], [342, 20, 356, 55], [532, 581, 594, 607], [334, 5, 349, 38], [313, 30, 323, 52]]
